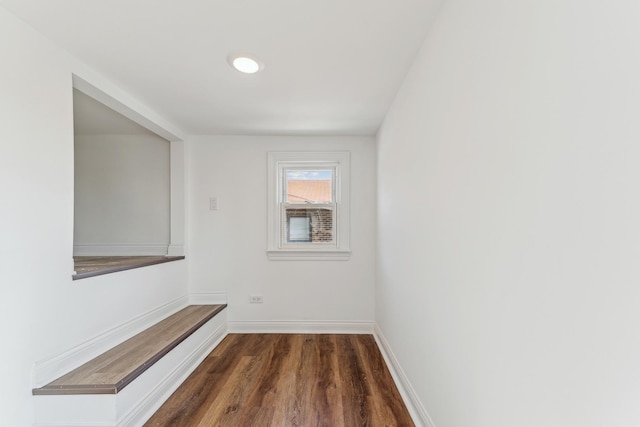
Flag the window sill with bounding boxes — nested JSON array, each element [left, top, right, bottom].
[[267, 250, 351, 261]]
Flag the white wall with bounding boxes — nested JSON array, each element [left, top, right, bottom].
[[187, 135, 376, 324], [0, 7, 187, 426], [74, 134, 171, 255], [376, 1, 640, 426]]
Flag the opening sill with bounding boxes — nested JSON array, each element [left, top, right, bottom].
[[73, 256, 185, 280]]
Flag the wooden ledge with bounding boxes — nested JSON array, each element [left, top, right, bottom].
[[33, 304, 226, 395], [73, 256, 185, 280]]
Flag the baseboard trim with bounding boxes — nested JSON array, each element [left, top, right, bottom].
[[188, 292, 228, 305], [227, 320, 374, 334], [73, 245, 169, 256], [33, 296, 189, 387], [118, 317, 228, 427], [33, 418, 115, 427], [166, 244, 184, 256], [374, 323, 436, 427]]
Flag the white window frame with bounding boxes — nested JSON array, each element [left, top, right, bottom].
[[267, 151, 351, 261]]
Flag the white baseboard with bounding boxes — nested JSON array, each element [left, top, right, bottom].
[[73, 244, 169, 256], [188, 292, 228, 305], [32, 296, 188, 387], [373, 324, 436, 427], [227, 320, 374, 334], [166, 244, 184, 256]]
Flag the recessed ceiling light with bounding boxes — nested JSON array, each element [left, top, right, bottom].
[[229, 55, 262, 74]]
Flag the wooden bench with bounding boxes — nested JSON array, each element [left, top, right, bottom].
[[34, 305, 225, 395], [32, 304, 227, 426]]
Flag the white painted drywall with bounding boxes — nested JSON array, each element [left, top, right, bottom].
[[376, 1, 640, 426], [74, 133, 170, 255], [187, 135, 376, 324], [0, 7, 187, 426]]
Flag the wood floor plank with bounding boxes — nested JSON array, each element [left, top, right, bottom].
[[314, 335, 345, 427], [244, 334, 291, 409], [195, 356, 261, 427], [268, 335, 299, 426], [145, 334, 414, 427], [357, 334, 415, 425], [337, 335, 370, 426], [145, 335, 254, 427]]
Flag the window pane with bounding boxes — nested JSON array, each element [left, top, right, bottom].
[[285, 169, 333, 203], [284, 207, 334, 243], [288, 217, 311, 242]]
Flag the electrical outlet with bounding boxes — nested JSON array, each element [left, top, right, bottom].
[[249, 295, 263, 304]]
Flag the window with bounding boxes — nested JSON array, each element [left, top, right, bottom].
[[267, 152, 350, 260]]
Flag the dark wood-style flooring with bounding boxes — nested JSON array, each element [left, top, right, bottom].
[[145, 334, 414, 427]]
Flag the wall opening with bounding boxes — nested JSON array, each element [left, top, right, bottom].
[[71, 77, 186, 278], [73, 88, 171, 256]]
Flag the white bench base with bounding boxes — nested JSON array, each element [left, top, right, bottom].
[[33, 310, 227, 427]]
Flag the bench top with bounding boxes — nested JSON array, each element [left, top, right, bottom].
[[33, 304, 226, 395]]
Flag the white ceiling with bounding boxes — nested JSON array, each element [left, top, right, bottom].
[[1, 0, 443, 136]]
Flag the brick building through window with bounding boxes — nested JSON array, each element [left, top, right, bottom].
[[284, 177, 334, 243]]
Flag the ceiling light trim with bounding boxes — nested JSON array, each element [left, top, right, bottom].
[[227, 53, 264, 74]]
